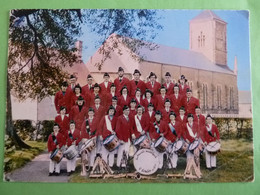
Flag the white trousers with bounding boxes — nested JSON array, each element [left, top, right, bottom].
[[87, 147, 96, 167], [96, 137, 103, 154], [66, 156, 77, 172], [49, 159, 60, 173], [102, 145, 117, 167], [167, 145, 178, 168], [205, 150, 217, 168], [151, 145, 164, 169], [116, 141, 130, 167]]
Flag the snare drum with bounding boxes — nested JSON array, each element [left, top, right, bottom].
[[154, 136, 169, 153], [188, 140, 200, 153], [80, 138, 96, 153], [50, 149, 63, 163], [103, 134, 119, 152], [134, 135, 151, 149], [172, 140, 188, 155], [133, 149, 159, 175], [206, 141, 221, 155], [63, 145, 78, 160]]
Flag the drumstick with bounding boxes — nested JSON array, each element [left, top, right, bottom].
[[209, 142, 218, 149]]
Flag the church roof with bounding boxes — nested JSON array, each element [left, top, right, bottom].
[[128, 38, 234, 75], [190, 10, 226, 23]]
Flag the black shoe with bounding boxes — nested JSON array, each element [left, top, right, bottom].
[[54, 172, 60, 176], [48, 172, 53, 176]]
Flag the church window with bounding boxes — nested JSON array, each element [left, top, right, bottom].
[[230, 87, 234, 109], [202, 83, 208, 109], [217, 85, 221, 109], [198, 36, 201, 48]]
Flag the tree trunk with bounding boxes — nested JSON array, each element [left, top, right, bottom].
[[6, 75, 31, 149]]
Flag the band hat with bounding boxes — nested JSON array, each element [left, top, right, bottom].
[[61, 81, 68, 87], [165, 98, 171, 103], [88, 107, 95, 112], [70, 75, 76, 79], [118, 67, 124, 72], [195, 106, 201, 109], [123, 105, 129, 111], [174, 83, 179, 88], [178, 74, 187, 83], [103, 72, 110, 77], [165, 72, 171, 77], [145, 89, 154, 97], [135, 88, 141, 93], [107, 105, 116, 114], [130, 98, 137, 103], [87, 74, 93, 79], [133, 69, 141, 75], [70, 120, 76, 125], [186, 88, 192, 93], [120, 85, 128, 95], [112, 96, 118, 101], [73, 84, 82, 93], [206, 114, 213, 119], [179, 106, 185, 111], [169, 111, 176, 117], [93, 83, 101, 89], [77, 96, 85, 101], [137, 104, 143, 109], [94, 95, 101, 100], [147, 103, 154, 107], [155, 110, 162, 116], [53, 123, 60, 128], [159, 85, 167, 92], [149, 72, 157, 79], [110, 83, 116, 88], [187, 113, 194, 118], [59, 106, 66, 111]]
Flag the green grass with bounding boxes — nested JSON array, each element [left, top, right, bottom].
[[4, 141, 47, 173], [69, 139, 253, 183]]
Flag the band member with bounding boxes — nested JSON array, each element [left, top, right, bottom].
[[155, 85, 169, 110], [150, 110, 170, 170], [203, 114, 220, 169], [194, 106, 206, 139], [163, 72, 174, 96], [176, 106, 188, 139], [118, 86, 131, 108], [178, 75, 189, 97], [65, 120, 81, 176], [160, 98, 173, 123], [99, 106, 118, 168], [47, 123, 65, 176], [183, 114, 199, 145], [144, 103, 156, 124], [114, 67, 130, 97], [104, 83, 116, 110], [69, 96, 88, 129], [70, 84, 85, 110], [130, 69, 146, 97], [100, 72, 112, 95], [89, 83, 104, 107], [111, 96, 123, 117], [115, 105, 133, 170], [129, 98, 137, 119], [80, 107, 98, 171], [54, 106, 70, 136], [54, 81, 70, 114], [132, 105, 149, 140], [184, 88, 200, 116], [170, 84, 184, 116], [133, 88, 144, 106], [143, 89, 156, 111], [82, 74, 94, 97], [67, 75, 79, 100], [146, 72, 161, 96]]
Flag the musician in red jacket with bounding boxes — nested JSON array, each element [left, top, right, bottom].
[[70, 84, 85, 110], [89, 83, 104, 107], [129, 69, 146, 97], [99, 106, 118, 168], [54, 106, 70, 136], [184, 88, 200, 116], [66, 75, 79, 103], [155, 85, 169, 110], [143, 89, 156, 112], [114, 67, 130, 97], [194, 106, 206, 139], [111, 96, 123, 117], [146, 72, 161, 96], [103, 83, 116, 110], [144, 103, 156, 127], [65, 120, 81, 176], [163, 72, 174, 96], [176, 106, 187, 138], [132, 105, 149, 140], [203, 114, 220, 169], [170, 84, 185, 116], [69, 96, 88, 129], [178, 75, 190, 97], [133, 88, 144, 107], [129, 98, 137, 119], [160, 98, 173, 123], [82, 74, 94, 97], [100, 72, 112, 95], [80, 107, 98, 170], [54, 81, 70, 114], [115, 105, 133, 170], [118, 86, 131, 108], [47, 123, 65, 176]]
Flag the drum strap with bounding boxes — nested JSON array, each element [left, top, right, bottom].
[[52, 133, 58, 145], [135, 115, 143, 133], [69, 131, 74, 140], [153, 122, 161, 134], [105, 115, 113, 133], [169, 123, 177, 136], [186, 123, 197, 138], [206, 126, 214, 137], [86, 119, 91, 134]]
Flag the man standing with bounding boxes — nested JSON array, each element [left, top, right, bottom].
[[82, 74, 94, 97], [163, 72, 174, 96], [146, 72, 161, 96], [111, 96, 123, 117], [54, 106, 70, 136], [178, 75, 190, 97], [129, 69, 146, 97], [155, 85, 169, 110], [54, 81, 70, 114], [132, 105, 149, 140], [114, 67, 130, 97], [194, 106, 206, 139], [170, 84, 184, 116], [184, 88, 200, 116], [100, 72, 112, 95]]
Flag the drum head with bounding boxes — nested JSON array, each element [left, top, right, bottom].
[[134, 149, 159, 175], [103, 134, 115, 145], [154, 136, 164, 148], [172, 140, 183, 152], [50, 149, 58, 159], [134, 135, 146, 146], [206, 142, 221, 152], [189, 140, 199, 151]]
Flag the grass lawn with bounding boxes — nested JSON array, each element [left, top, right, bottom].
[[69, 139, 253, 183], [4, 141, 47, 173]]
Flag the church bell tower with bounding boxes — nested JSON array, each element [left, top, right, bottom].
[[189, 10, 227, 66]]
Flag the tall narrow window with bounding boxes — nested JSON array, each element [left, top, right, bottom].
[[202, 84, 208, 109], [217, 85, 221, 109], [198, 36, 201, 48], [230, 87, 234, 109]]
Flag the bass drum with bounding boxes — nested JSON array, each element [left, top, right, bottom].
[[63, 145, 78, 160], [133, 149, 159, 175]]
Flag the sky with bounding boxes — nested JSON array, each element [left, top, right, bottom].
[[79, 10, 251, 91]]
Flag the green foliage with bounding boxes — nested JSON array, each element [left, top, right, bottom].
[[13, 120, 35, 140], [41, 120, 55, 141]]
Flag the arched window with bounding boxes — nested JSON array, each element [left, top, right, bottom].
[[230, 87, 234, 109], [217, 85, 221, 109], [202, 83, 208, 109]]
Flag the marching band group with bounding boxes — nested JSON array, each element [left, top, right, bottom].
[[48, 67, 220, 178]]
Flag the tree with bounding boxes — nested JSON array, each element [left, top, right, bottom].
[[7, 9, 163, 148]]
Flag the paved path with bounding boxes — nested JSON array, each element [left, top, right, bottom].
[[6, 151, 70, 182]]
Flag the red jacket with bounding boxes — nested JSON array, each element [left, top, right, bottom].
[[169, 93, 185, 116], [184, 96, 200, 115], [116, 115, 133, 142], [133, 96, 144, 107], [176, 115, 188, 139], [150, 120, 169, 141], [132, 114, 150, 138], [81, 118, 98, 139], [69, 105, 88, 129], [194, 114, 206, 138], [163, 82, 174, 96], [166, 121, 182, 142], [129, 80, 146, 97], [160, 108, 174, 123], [82, 84, 94, 97], [47, 132, 65, 152], [155, 94, 169, 110], [93, 105, 106, 123], [118, 95, 131, 108], [202, 124, 220, 143], [100, 81, 112, 95], [99, 115, 118, 139], [114, 77, 130, 97], [103, 92, 116, 110], [54, 90, 70, 113], [182, 122, 199, 143], [144, 111, 156, 124], [89, 92, 105, 107], [70, 93, 86, 110], [129, 109, 137, 120], [54, 115, 70, 136], [66, 129, 81, 146], [146, 81, 161, 96], [142, 98, 156, 111], [178, 83, 190, 97], [113, 105, 123, 117]]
